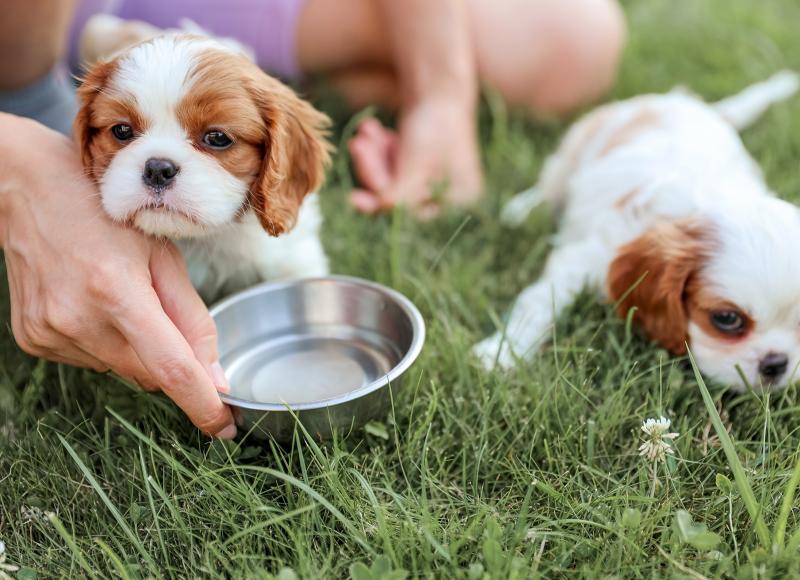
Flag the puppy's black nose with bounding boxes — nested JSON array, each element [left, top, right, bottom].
[[759, 353, 789, 380], [142, 158, 179, 189]]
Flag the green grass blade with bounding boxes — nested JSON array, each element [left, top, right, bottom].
[[348, 468, 396, 561], [94, 538, 132, 580], [138, 447, 169, 565], [106, 408, 192, 478], [688, 350, 771, 548], [221, 503, 319, 547], [47, 513, 97, 579], [774, 450, 800, 550], [786, 523, 800, 553], [56, 433, 154, 568]]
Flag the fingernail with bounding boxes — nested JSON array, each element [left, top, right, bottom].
[[211, 361, 229, 393], [214, 423, 237, 440]]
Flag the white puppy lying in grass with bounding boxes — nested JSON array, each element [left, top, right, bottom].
[[474, 71, 800, 391]]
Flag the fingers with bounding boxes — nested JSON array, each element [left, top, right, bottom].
[[7, 261, 160, 388], [348, 117, 441, 216], [114, 286, 236, 439], [349, 189, 384, 215], [78, 329, 160, 391], [150, 246, 229, 393], [349, 118, 396, 192], [7, 294, 108, 371], [348, 118, 398, 214]]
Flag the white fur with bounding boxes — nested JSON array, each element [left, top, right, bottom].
[[96, 35, 329, 301], [177, 196, 329, 300], [475, 71, 800, 390]]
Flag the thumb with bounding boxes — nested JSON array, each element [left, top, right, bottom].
[[150, 244, 229, 393]]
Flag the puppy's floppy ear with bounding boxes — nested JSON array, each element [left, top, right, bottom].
[[607, 220, 708, 354], [73, 60, 117, 177], [248, 76, 332, 236]]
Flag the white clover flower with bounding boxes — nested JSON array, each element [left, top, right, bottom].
[[0, 539, 20, 579], [638, 416, 679, 463]]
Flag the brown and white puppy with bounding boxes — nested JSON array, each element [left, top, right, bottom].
[[74, 33, 332, 300], [474, 71, 800, 390]]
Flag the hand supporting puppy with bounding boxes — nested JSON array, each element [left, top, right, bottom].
[[0, 113, 236, 439]]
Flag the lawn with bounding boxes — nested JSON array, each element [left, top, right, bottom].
[[3, 0, 800, 577]]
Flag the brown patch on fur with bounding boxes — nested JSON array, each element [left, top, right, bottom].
[[187, 49, 332, 236], [600, 108, 661, 156], [607, 220, 710, 354], [176, 58, 265, 188], [249, 78, 332, 235], [685, 279, 753, 342], [73, 59, 126, 180]]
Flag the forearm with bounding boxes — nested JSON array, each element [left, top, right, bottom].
[[375, 0, 476, 105], [0, 0, 78, 90]]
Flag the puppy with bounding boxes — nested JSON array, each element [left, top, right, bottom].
[[74, 32, 332, 301], [474, 71, 800, 390]]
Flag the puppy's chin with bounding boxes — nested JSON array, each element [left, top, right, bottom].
[[133, 208, 212, 239]]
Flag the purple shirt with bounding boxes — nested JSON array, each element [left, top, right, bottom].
[[69, 0, 306, 79]]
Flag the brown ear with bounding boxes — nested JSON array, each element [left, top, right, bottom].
[[607, 220, 708, 354], [73, 60, 117, 178], [248, 77, 332, 236]]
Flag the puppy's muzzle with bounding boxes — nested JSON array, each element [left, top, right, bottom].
[[142, 157, 179, 191], [759, 352, 789, 382]]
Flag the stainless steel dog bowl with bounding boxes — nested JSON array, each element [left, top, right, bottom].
[[210, 276, 425, 442]]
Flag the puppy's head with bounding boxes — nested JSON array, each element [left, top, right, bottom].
[[74, 35, 331, 238], [608, 198, 800, 391]]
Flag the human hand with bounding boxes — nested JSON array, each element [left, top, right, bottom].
[[0, 114, 236, 438], [348, 97, 483, 219]]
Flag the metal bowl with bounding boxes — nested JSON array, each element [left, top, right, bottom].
[[210, 276, 425, 442]]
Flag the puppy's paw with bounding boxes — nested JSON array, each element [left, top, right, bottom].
[[500, 186, 543, 227], [472, 334, 517, 371], [79, 14, 162, 64]]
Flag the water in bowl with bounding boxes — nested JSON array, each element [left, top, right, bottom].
[[222, 330, 399, 405]]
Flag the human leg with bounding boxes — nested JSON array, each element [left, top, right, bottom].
[[296, 0, 626, 116]]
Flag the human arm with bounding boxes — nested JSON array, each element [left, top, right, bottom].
[[348, 0, 483, 217]]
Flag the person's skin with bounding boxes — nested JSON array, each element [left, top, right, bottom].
[[296, 0, 626, 216], [0, 114, 236, 438], [0, 0, 78, 89]]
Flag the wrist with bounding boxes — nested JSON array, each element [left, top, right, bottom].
[[0, 113, 51, 244], [401, 49, 477, 109]]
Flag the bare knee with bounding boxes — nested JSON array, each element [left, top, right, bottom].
[[535, 0, 627, 115], [471, 0, 627, 116]]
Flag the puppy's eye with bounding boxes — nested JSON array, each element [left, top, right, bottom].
[[710, 310, 746, 334], [111, 124, 134, 142], [202, 130, 233, 150]]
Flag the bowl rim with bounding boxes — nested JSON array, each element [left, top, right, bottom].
[[209, 275, 426, 411]]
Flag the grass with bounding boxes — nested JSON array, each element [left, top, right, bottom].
[[3, 0, 800, 577]]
